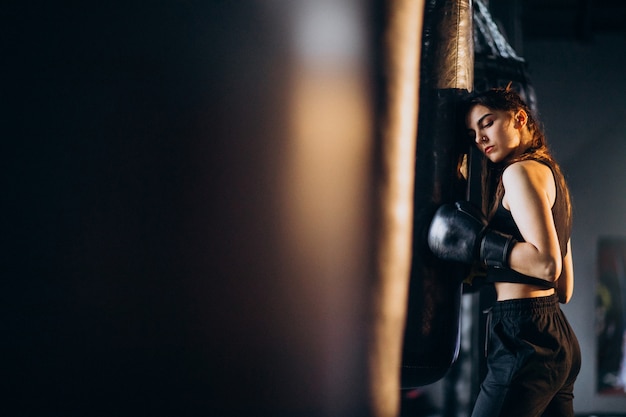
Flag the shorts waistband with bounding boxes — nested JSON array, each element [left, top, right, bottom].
[[491, 294, 559, 317]]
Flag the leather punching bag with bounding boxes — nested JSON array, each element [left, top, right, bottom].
[[401, 0, 474, 388]]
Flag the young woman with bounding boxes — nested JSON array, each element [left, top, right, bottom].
[[427, 87, 581, 416]]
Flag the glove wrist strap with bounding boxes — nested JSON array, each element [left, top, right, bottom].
[[480, 230, 517, 268]]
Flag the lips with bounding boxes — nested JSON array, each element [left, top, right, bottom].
[[484, 145, 494, 154]]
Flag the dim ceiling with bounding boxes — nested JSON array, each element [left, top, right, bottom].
[[521, 0, 626, 40]]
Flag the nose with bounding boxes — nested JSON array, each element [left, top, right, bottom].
[[475, 135, 487, 145]]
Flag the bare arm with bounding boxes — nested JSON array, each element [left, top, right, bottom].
[[502, 161, 563, 282]]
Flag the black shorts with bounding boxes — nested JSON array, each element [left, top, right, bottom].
[[471, 294, 581, 417]]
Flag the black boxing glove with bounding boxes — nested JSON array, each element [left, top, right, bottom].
[[427, 201, 487, 264], [427, 201, 517, 268]]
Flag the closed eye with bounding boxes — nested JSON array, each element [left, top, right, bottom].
[[476, 113, 494, 130]]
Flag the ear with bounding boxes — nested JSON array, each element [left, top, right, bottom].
[[513, 109, 528, 129]]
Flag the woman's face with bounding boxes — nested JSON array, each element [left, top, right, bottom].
[[465, 104, 524, 164]]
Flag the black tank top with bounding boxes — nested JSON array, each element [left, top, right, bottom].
[[486, 160, 571, 289]]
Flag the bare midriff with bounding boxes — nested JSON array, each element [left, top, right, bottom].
[[494, 282, 555, 301]]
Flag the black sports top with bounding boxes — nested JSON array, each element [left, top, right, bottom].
[[486, 159, 571, 289]]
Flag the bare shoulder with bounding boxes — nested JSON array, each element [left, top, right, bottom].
[[502, 160, 553, 187], [502, 160, 556, 205]]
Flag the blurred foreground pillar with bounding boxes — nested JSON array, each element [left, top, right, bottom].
[[205, 2, 380, 415], [3, 1, 428, 416]]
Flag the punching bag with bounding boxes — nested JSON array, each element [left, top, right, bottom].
[[401, 0, 474, 387]]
